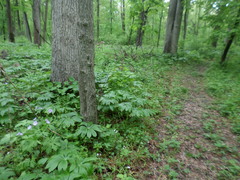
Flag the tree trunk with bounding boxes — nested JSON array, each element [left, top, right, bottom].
[[79, 0, 98, 123], [110, 0, 113, 34], [163, 0, 183, 54], [157, 9, 163, 47], [6, 0, 15, 42], [43, 0, 49, 43], [171, 0, 184, 53], [0, 2, 6, 41], [183, 0, 190, 40], [121, 0, 125, 32], [211, 25, 220, 48], [127, 16, 135, 45], [15, 0, 21, 31], [51, 0, 80, 82], [32, 0, 41, 46], [221, 7, 240, 64], [23, 12, 32, 42], [97, 0, 100, 41]]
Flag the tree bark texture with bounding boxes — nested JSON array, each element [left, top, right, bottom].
[[43, 0, 49, 42], [183, 0, 190, 40], [51, 0, 80, 82], [221, 7, 240, 64], [163, 0, 183, 54], [78, 0, 98, 123], [127, 16, 135, 45], [6, 0, 15, 42], [0, 2, 6, 41], [121, 0, 126, 32], [32, 0, 41, 46], [97, 0, 100, 40]]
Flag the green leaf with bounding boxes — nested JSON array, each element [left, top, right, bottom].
[[0, 167, 15, 180], [58, 159, 68, 171], [46, 155, 62, 172], [38, 158, 48, 165]]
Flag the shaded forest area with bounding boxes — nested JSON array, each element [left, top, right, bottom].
[[0, 0, 239, 179]]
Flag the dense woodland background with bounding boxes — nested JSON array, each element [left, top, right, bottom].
[[0, 0, 240, 179]]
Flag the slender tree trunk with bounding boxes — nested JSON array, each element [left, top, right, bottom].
[[221, 8, 240, 64], [32, 0, 41, 46], [79, 0, 98, 123], [110, 0, 113, 34], [23, 12, 32, 42], [136, 0, 148, 47], [121, 0, 125, 32], [127, 16, 135, 45], [51, 0, 80, 82], [6, 0, 15, 42], [0, 2, 6, 41], [43, 0, 49, 42], [183, 0, 190, 40], [15, 0, 21, 31], [211, 25, 219, 48], [157, 9, 163, 47], [97, 0, 100, 40], [163, 0, 183, 54]]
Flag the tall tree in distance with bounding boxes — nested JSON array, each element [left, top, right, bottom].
[[110, 0, 113, 34], [43, 0, 49, 43], [182, 0, 190, 48], [79, 0, 98, 123], [6, 0, 15, 42], [15, 0, 21, 31], [32, 0, 41, 46], [21, 0, 32, 42], [121, 0, 126, 32], [163, 0, 184, 54], [97, 0, 100, 40]]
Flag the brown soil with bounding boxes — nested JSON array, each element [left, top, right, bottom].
[[134, 65, 240, 180]]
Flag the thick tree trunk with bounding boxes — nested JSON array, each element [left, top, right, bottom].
[[43, 0, 49, 42], [171, 0, 183, 53], [51, 0, 80, 82], [157, 9, 163, 47], [23, 12, 32, 42], [32, 0, 41, 46], [163, 0, 183, 54], [6, 0, 15, 42], [15, 0, 21, 31], [79, 0, 98, 123], [97, 0, 100, 41], [221, 8, 240, 64], [121, 0, 126, 32], [110, 0, 113, 34]]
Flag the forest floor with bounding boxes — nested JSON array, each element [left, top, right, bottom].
[[136, 62, 240, 180]]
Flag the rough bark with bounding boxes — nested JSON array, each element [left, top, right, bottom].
[[157, 9, 163, 47], [6, 0, 15, 42], [79, 0, 98, 123], [43, 0, 49, 42], [110, 0, 113, 34], [121, 0, 126, 32], [32, 0, 41, 46], [97, 0, 100, 40], [0, 2, 6, 41], [183, 0, 190, 40], [221, 7, 240, 64], [171, 0, 184, 53], [51, 0, 80, 82], [163, 0, 184, 54]]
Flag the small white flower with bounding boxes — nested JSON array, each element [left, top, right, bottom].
[[7, 152, 10, 154], [27, 125, 32, 130], [48, 109, 53, 113], [45, 119, 50, 124], [33, 117, 37, 120], [17, 132, 23, 136], [33, 121, 38, 126], [4, 82, 8, 85], [126, 166, 131, 169]]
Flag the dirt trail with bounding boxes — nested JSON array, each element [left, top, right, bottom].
[[141, 65, 240, 180]]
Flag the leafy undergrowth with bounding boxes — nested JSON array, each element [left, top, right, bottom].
[[0, 42, 187, 179]]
